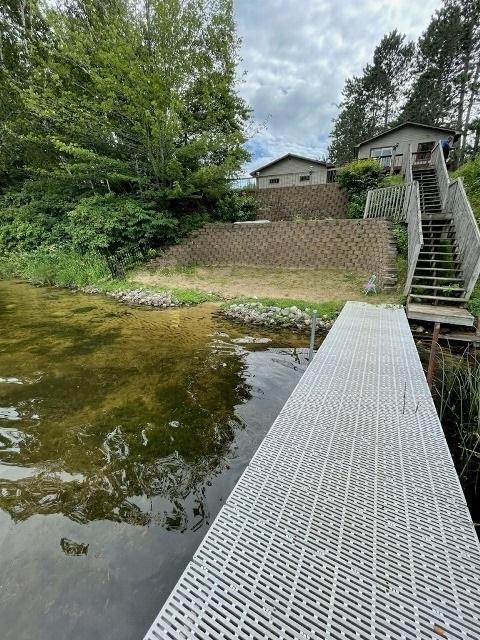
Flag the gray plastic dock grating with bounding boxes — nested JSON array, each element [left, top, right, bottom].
[[143, 302, 480, 640]]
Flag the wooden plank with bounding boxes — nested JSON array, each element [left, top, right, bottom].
[[407, 302, 474, 327]]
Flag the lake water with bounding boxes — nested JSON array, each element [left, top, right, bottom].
[[0, 281, 316, 640]]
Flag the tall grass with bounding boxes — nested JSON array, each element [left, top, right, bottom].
[[0, 249, 111, 287], [432, 348, 480, 518]]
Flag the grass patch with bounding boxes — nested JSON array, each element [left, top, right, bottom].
[[467, 281, 480, 317], [223, 297, 344, 318], [143, 264, 197, 277]]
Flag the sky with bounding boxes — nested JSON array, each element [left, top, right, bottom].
[[234, 0, 443, 175]]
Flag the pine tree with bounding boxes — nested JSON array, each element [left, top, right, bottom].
[[329, 31, 414, 164], [399, 0, 480, 162]]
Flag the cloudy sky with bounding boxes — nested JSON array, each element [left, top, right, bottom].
[[235, 0, 442, 175]]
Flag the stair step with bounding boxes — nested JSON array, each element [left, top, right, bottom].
[[412, 276, 463, 281], [414, 267, 462, 273], [409, 294, 468, 303], [422, 243, 457, 247], [422, 224, 454, 228], [417, 259, 460, 264], [410, 285, 465, 293]]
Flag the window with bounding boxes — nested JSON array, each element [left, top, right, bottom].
[[370, 146, 394, 168], [417, 141, 435, 152], [299, 175, 310, 182], [416, 141, 435, 161], [269, 178, 279, 184]]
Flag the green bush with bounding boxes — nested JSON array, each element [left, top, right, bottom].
[[0, 182, 74, 252], [212, 191, 257, 223], [337, 159, 384, 196], [468, 281, 480, 317], [345, 194, 367, 219], [337, 159, 384, 219], [393, 223, 408, 259], [454, 155, 480, 221], [67, 194, 178, 254]]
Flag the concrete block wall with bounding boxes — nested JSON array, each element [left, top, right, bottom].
[[156, 219, 397, 288], [248, 183, 347, 221]]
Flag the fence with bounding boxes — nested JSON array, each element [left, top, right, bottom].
[[446, 177, 480, 298], [229, 169, 337, 191], [404, 181, 423, 295], [364, 184, 411, 222]]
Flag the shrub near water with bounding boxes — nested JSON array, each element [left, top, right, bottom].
[[67, 194, 178, 253]]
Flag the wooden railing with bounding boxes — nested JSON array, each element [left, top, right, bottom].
[[230, 169, 336, 190], [404, 181, 423, 295], [431, 142, 450, 210], [446, 177, 480, 299], [403, 143, 413, 182], [411, 151, 432, 165], [364, 184, 411, 222], [372, 154, 403, 171]]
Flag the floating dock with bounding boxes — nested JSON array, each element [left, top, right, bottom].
[[144, 302, 480, 640]]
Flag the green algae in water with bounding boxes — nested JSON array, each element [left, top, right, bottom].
[[0, 281, 314, 640]]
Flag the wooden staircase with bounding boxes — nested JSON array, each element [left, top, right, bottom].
[[407, 165, 474, 326], [409, 168, 465, 306], [365, 143, 479, 328]]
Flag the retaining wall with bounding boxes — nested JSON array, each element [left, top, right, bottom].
[[156, 219, 397, 288], [249, 183, 347, 221]]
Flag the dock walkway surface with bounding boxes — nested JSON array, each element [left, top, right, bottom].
[[144, 302, 480, 640]]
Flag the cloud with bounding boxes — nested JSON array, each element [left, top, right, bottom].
[[235, 0, 442, 174]]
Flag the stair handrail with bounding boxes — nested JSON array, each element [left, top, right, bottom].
[[446, 177, 480, 299], [404, 181, 423, 296], [431, 141, 449, 211], [403, 143, 413, 184]]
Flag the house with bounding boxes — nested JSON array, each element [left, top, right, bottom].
[[250, 153, 334, 189], [354, 122, 457, 170]]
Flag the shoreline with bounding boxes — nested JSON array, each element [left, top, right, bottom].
[[3, 277, 337, 333]]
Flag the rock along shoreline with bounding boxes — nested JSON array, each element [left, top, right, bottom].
[[221, 302, 335, 332], [76, 286, 336, 332], [80, 285, 180, 308]]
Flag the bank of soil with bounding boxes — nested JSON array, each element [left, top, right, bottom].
[[133, 265, 402, 305]]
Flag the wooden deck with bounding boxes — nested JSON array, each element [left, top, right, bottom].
[[407, 302, 474, 326]]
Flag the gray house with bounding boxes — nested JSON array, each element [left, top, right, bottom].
[[354, 122, 457, 170], [251, 153, 333, 189]]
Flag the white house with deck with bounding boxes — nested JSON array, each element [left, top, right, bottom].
[[250, 153, 334, 189], [355, 121, 457, 171]]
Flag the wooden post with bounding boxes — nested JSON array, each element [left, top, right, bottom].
[[476, 316, 480, 337], [427, 322, 441, 389]]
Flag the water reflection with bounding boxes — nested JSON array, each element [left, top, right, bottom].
[[0, 281, 316, 640]]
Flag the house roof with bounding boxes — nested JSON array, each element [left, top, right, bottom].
[[250, 153, 331, 176], [354, 121, 457, 149]]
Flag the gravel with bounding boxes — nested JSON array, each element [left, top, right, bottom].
[[222, 302, 335, 332]]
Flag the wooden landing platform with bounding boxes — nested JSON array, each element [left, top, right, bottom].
[[407, 302, 474, 327]]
